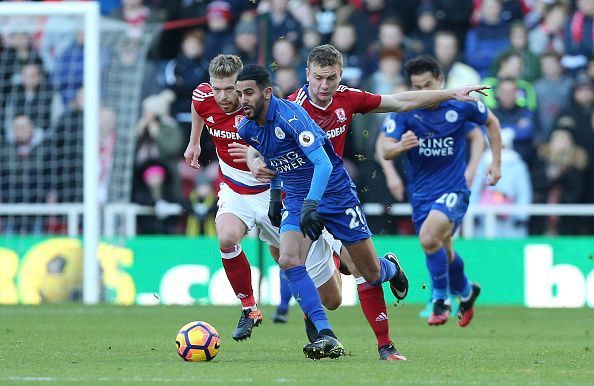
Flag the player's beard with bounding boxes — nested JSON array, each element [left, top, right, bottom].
[[244, 97, 265, 120]]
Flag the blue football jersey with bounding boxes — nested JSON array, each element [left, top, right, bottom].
[[383, 100, 488, 202], [238, 95, 352, 202]]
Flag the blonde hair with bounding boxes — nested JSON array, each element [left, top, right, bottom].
[[307, 44, 343, 68], [208, 54, 243, 79]]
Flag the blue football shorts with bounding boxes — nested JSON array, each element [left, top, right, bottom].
[[412, 189, 470, 234]]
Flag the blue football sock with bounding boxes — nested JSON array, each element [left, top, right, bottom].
[[277, 270, 292, 314], [284, 265, 331, 332], [370, 257, 398, 286], [449, 252, 471, 298], [426, 247, 449, 302]]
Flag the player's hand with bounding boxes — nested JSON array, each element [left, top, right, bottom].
[[452, 85, 490, 101], [386, 173, 405, 201], [248, 156, 276, 183], [399, 130, 419, 151], [184, 142, 201, 169], [228, 142, 249, 163], [485, 162, 501, 186], [268, 189, 283, 227], [300, 199, 323, 241]]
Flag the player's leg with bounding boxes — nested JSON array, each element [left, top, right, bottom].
[[267, 245, 291, 323], [338, 249, 406, 361], [444, 236, 481, 327], [301, 234, 342, 343], [418, 210, 455, 326], [215, 185, 261, 341], [279, 229, 344, 359], [274, 270, 292, 323], [343, 238, 409, 301]]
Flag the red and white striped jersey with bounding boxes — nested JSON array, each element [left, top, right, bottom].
[[287, 85, 382, 157], [192, 83, 268, 194]]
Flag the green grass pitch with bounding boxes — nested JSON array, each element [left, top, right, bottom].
[[0, 304, 592, 385]]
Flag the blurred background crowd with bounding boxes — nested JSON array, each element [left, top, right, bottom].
[[1, 0, 593, 237]]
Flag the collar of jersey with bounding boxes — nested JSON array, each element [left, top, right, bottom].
[[304, 84, 333, 111], [266, 95, 279, 122]]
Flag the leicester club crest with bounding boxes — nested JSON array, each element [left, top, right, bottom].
[[275, 126, 285, 139], [335, 108, 347, 123]]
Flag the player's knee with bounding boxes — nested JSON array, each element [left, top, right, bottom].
[[419, 230, 441, 252], [217, 231, 242, 249], [322, 294, 342, 310], [278, 254, 300, 270]]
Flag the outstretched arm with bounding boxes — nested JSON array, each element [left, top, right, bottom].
[[372, 85, 490, 113], [184, 103, 204, 169]]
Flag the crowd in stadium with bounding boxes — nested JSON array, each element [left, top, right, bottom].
[[1, 0, 593, 236]]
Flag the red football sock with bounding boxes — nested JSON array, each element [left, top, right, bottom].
[[221, 246, 255, 308], [357, 281, 391, 348]]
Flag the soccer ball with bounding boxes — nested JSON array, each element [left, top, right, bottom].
[[175, 321, 221, 362]]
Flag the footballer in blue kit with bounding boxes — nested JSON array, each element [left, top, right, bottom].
[[235, 64, 411, 360], [381, 56, 502, 327]]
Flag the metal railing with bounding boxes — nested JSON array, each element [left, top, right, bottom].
[[2, 203, 593, 238]]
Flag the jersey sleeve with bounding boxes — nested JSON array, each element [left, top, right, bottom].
[[463, 100, 489, 126], [382, 113, 406, 140], [348, 87, 382, 114], [191, 83, 213, 116], [282, 107, 325, 156], [463, 121, 483, 134]]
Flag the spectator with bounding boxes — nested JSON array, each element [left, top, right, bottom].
[[4, 62, 63, 134], [52, 88, 84, 203], [132, 160, 181, 234], [203, 0, 236, 61], [270, 39, 305, 82], [367, 47, 405, 96], [52, 31, 84, 106], [134, 90, 183, 199], [273, 67, 300, 98], [0, 114, 52, 233], [432, 0, 474, 47], [350, 0, 399, 59], [313, 0, 349, 42], [528, 1, 568, 56], [185, 173, 217, 237], [0, 30, 44, 100], [433, 30, 481, 89], [534, 52, 573, 142], [563, 0, 594, 70], [492, 78, 537, 164], [408, 3, 438, 58], [230, 16, 259, 66], [531, 127, 589, 235], [493, 21, 541, 82], [471, 128, 532, 238], [164, 29, 209, 129], [482, 51, 538, 111], [110, 0, 160, 31], [465, 0, 510, 78], [365, 18, 407, 75], [257, 0, 303, 65], [556, 73, 594, 145], [330, 22, 364, 87]]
